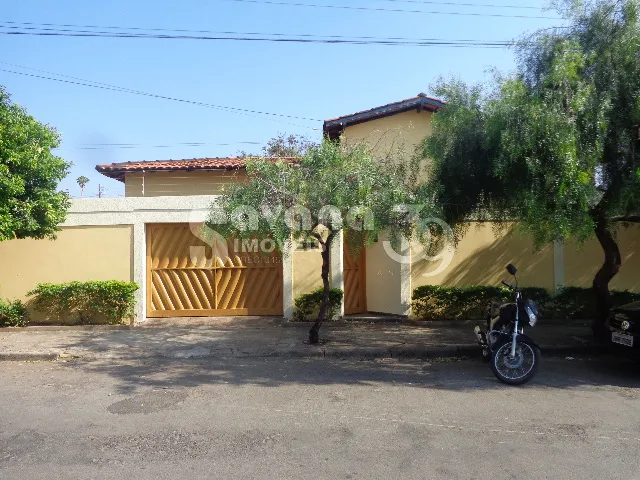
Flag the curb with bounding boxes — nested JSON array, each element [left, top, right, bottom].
[[0, 344, 606, 362], [0, 352, 60, 361], [3, 325, 132, 332], [540, 344, 608, 355]]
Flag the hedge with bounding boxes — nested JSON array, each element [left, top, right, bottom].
[[293, 288, 344, 322], [28, 281, 139, 325], [412, 285, 640, 321], [0, 299, 28, 327]]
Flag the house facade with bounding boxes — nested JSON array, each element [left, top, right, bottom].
[[0, 94, 638, 323], [325, 94, 640, 316]]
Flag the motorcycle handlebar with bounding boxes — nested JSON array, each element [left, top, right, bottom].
[[501, 280, 514, 290]]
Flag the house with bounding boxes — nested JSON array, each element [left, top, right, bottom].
[[324, 93, 640, 317], [0, 94, 638, 323]]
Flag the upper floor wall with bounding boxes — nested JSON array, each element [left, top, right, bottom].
[[124, 170, 248, 197], [339, 109, 434, 158]]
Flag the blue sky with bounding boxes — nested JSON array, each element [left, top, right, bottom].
[[1, 0, 561, 197]]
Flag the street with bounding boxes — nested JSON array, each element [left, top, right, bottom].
[[1, 355, 639, 479]]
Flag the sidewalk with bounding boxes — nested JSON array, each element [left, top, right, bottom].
[[0, 317, 600, 361]]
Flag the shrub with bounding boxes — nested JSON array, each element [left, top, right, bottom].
[[293, 288, 344, 322], [412, 285, 551, 321], [549, 287, 640, 320], [0, 299, 28, 327], [411, 285, 640, 321], [28, 281, 139, 325]]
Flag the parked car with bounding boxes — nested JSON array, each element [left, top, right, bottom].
[[606, 301, 640, 359]]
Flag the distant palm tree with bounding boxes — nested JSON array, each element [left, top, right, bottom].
[[76, 176, 89, 198]]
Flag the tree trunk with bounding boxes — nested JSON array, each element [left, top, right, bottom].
[[309, 234, 333, 345], [591, 211, 621, 342]]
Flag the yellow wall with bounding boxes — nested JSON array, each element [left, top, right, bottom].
[[365, 233, 405, 315], [342, 111, 557, 297], [564, 225, 640, 291], [0, 226, 133, 304], [340, 110, 433, 157], [412, 223, 555, 290], [338, 104, 640, 304], [125, 170, 248, 197], [292, 250, 323, 298]]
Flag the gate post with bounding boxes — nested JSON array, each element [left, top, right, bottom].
[[330, 230, 344, 318], [132, 222, 147, 324], [282, 237, 294, 319]]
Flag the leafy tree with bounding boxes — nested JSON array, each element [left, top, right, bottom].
[[262, 133, 315, 157], [237, 133, 316, 158], [209, 139, 420, 344], [0, 86, 70, 240], [421, 0, 640, 338], [76, 176, 89, 197]]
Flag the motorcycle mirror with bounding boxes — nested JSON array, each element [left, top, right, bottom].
[[506, 264, 518, 276]]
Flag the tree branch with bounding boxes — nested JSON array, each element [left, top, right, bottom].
[[252, 173, 297, 204], [309, 225, 326, 246], [610, 215, 640, 223]]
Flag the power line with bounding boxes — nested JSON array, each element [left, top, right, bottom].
[[0, 21, 516, 44], [54, 141, 263, 150], [0, 65, 322, 128], [228, 0, 561, 19], [0, 66, 320, 128], [380, 0, 543, 10], [79, 141, 262, 146], [0, 25, 512, 47]]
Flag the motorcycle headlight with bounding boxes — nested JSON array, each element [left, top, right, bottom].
[[525, 300, 538, 327]]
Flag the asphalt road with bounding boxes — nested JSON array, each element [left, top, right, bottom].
[[0, 354, 639, 479]]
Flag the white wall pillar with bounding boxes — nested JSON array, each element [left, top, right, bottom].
[[399, 236, 412, 317], [132, 222, 147, 324], [330, 230, 344, 317], [282, 238, 294, 320], [553, 239, 565, 293]]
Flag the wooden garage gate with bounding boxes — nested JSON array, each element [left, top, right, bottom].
[[146, 224, 283, 317]]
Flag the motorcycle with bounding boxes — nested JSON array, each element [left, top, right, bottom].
[[474, 264, 541, 385]]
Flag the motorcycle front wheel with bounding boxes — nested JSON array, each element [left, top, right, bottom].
[[490, 338, 540, 385]]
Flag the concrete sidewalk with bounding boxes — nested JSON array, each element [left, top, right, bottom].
[[0, 317, 599, 361]]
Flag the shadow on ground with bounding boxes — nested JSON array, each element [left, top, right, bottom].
[[15, 315, 632, 395], [62, 352, 640, 397]]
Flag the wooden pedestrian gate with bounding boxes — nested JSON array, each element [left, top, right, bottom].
[[146, 224, 283, 317], [343, 242, 367, 315]]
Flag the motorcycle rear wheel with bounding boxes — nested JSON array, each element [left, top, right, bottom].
[[490, 338, 540, 385]]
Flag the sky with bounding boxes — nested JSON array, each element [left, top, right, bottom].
[[1, 0, 562, 198]]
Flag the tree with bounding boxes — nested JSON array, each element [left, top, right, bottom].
[[209, 139, 420, 344], [421, 0, 640, 339], [76, 176, 89, 197], [237, 133, 316, 158], [0, 86, 70, 240], [262, 133, 315, 157]]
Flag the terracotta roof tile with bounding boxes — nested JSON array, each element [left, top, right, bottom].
[[96, 156, 298, 181]]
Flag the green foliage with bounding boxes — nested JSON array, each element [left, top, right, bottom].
[[0, 298, 28, 327], [412, 285, 550, 321], [28, 281, 139, 325], [412, 285, 640, 321], [210, 138, 428, 332], [422, 0, 640, 248], [262, 133, 315, 157], [76, 176, 89, 188], [293, 288, 344, 322], [0, 86, 71, 240], [550, 286, 640, 319], [76, 176, 89, 197], [210, 139, 418, 251]]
